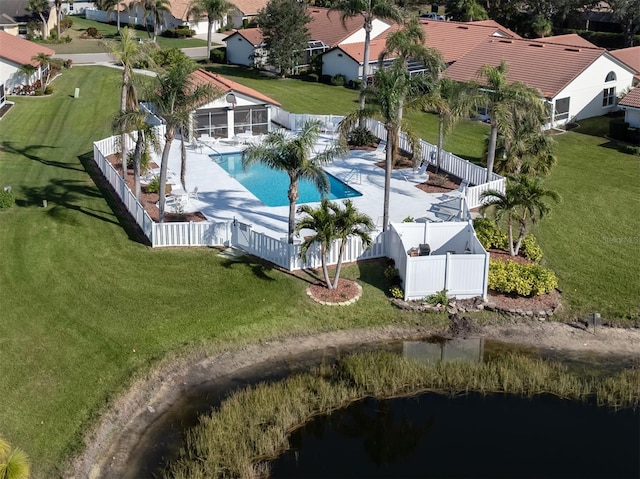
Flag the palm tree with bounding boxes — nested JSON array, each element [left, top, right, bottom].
[[152, 61, 217, 222], [379, 16, 443, 162], [296, 199, 373, 289], [53, 0, 62, 39], [480, 175, 559, 256], [18, 64, 36, 87], [420, 77, 464, 173], [26, 0, 49, 38], [135, 0, 171, 41], [188, 0, 234, 58], [445, 0, 488, 21], [339, 64, 426, 232], [30, 52, 56, 95], [0, 436, 30, 479], [243, 120, 348, 244], [104, 27, 152, 185], [464, 61, 547, 183], [330, 0, 404, 114], [106, 0, 129, 34]]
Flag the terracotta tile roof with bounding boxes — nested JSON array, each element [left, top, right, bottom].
[[231, 0, 269, 16], [534, 33, 597, 48], [444, 36, 607, 98], [619, 87, 640, 108], [306, 7, 372, 46], [223, 27, 264, 46], [189, 68, 281, 106], [466, 20, 521, 39], [168, 0, 192, 20], [419, 19, 519, 63], [0, 30, 55, 66], [610, 46, 640, 81], [334, 37, 392, 63]]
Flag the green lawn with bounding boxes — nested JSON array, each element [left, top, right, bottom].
[[44, 15, 207, 54], [1, 65, 638, 478], [0, 67, 427, 478]]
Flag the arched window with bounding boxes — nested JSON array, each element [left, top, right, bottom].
[[605, 71, 616, 82]]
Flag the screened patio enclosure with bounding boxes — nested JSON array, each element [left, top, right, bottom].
[[194, 105, 270, 139]]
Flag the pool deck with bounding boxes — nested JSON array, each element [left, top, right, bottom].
[[155, 134, 466, 237]]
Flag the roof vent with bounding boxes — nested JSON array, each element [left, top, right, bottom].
[[529, 43, 543, 47], [565, 47, 580, 52], [456, 26, 469, 30], [498, 39, 513, 44]]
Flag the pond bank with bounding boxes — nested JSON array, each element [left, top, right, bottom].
[[70, 320, 640, 479]]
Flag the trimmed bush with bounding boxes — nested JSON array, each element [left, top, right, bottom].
[[348, 78, 362, 90], [473, 218, 508, 250], [209, 47, 226, 63], [162, 26, 195, 38], [621, 144, 640, 156], [520, 234, 543, 262], [347, 126, 377, 147], [488, 260, 558, 296], [0, 190, 15, 209], [330, 74, 346, 86]]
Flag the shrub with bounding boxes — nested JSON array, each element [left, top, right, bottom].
[[330, 74, 346, 86], [145, 176, 162, 194], [209, 48, 225, 63], [347, 126, 377, 147], [473, 218, 508, 250], [0, 190, 14, 209], [44, 85, 53, 95], [430, 172, 449, 187], [59, 17, 73, 30], [162, 26, 195, 38], [488, 260, 558, 297], [150, 48, 190, 68], [426, 289, 449, 306], [348, 79, 362, 90], [320, 74, 332, 85], [621, 145, 640, 156], [389, 285, 404, 299], [63, 59, 73, 69], [304, 73, 319, 83], [85, 27, 101, 39], [402, 216, 415, 222], [520, 234, 543, 262]]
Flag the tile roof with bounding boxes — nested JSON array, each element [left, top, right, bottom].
[[168, 0, 192, 20], [0, 30, 55, 66], [444, 36, 608, 98], [189, 68, 281, 106], [609, 46, 640, 81], [418, 19, 519, 63], [534, 33, 597, 48], [306, 7, 372, 46], [223, 27, 264, 45], [619, 87, 640, 108], [466, 20, 521, 39], [231, 0, 269, 16], [0, 0, 43, 23]]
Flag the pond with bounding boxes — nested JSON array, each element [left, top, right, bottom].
[[121, 338, 639, 479]]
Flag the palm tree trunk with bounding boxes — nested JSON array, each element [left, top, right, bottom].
[[180, 129, 187, 189], [120, 69, 129, 186], [158, 128, 175, 222], [359, 16, 373, 117], [382, 126, 393, 232], [57, 5, 61, 39], [207, 19, 213, 60], [320, 244, 332, 289], [486, 123, 498, 183], [132, 130, 144, 198], [117, 8, 121, 33], [331, 241, 346, 290], [507, 216, 515, 256], [287, 180, 298, 244], [437, 113, 444, 173]]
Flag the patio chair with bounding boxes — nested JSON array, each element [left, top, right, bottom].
[[457, 180, 469, 194], [370, 140, 387, 160], [188, 186, 199, 201]]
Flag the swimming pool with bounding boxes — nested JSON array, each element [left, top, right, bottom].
[[212, 152, 362, 207]]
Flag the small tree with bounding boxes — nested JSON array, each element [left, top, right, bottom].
[[26, 0, 49, 38], [296, 199, 373, 290], [31, 53, 61, 95], [256, 0, 311, 77]]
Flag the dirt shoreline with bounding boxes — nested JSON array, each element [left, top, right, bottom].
[[69, 320, 640, 479]]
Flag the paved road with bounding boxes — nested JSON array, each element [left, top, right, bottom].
[[54, 46, 210, 65]]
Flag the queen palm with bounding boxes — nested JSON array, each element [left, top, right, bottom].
[[465, 61, 547, 183], [340, 64, 426, 232], [0, 436, 30, 479], [152, 61, 216, 222], [188, 0, 234, 58], [243, 120, 348, 244], [135, 0, 170, 41], [330, 0, 404, 114], [106, 0, 129, 34], [296, 199, 373, 290], [480, 175, 559, 256]]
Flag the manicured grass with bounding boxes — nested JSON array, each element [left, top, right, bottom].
[[44, 15, 206, 54], [0, 67, 427, 477]]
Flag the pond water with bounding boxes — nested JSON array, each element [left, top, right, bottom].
[[121, 338, 639, 479], [270, 392, 640, 478]]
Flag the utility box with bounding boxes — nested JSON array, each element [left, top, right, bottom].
[[74, 88, 80, 98]]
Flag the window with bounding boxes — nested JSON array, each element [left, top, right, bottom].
[[602, 87, 616, 107], [605, 71, 616, 82], [554, 97, 570, 121], [0, 84, 5, 106], [18, 24, 27, 36]]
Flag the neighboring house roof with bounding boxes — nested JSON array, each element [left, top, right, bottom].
[[444, 36, 613, 98], [223, 27, 264, 46], [0, 0, 47, 24], [619, 87, 640, 108], [189, 68, 281, 106], [465, 19, 521, 38], [0, 12, 18, 27], [534, 33, 597, 48], [0, 30, 55, 66], [167, 0, 191, 21], [419, 19, 520, 64], [231, 0, 269, 16], [306, 7, 372, 47], [610, 46, 640, 82]]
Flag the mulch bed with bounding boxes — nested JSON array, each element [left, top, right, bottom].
[[107, 155, 207, 223], [307, 279, 361, 303]]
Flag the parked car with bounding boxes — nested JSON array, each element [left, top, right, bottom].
[[420, 12, 445, 20]]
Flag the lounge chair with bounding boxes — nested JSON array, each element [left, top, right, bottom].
[[370, 140, 387, 160], [457, 180, 469, 194], [188, 186, 199, 201]]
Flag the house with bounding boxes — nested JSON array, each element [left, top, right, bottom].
[[321, 19, 520, 83], [187, 69, 281, 138], [228, 0, 269, 28], [619, 87, 640, 128], [224, 7, 392, 69], [0, 0, 57, 37], [0, 31, 55, 105], [444, 35, 638, 127], [610, 46, 640, 84]]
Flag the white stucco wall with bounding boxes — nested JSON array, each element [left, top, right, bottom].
[[0, 59, 40, 92], [340, 18, 391, 45], [624, 108, 640, 128], [553, 54, 635, 123], [225, 35, 260, 66], [62, 2, 95, 15], [321, 49, 360, 82]]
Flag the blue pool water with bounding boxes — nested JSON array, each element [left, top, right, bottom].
[[212, 152, 362, 207]]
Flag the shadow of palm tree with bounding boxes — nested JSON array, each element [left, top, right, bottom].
[[1, 141, 85, 172], [219, 253, 276, 281]]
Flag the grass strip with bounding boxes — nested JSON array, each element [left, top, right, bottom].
[[168, 352, 639, 479]]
